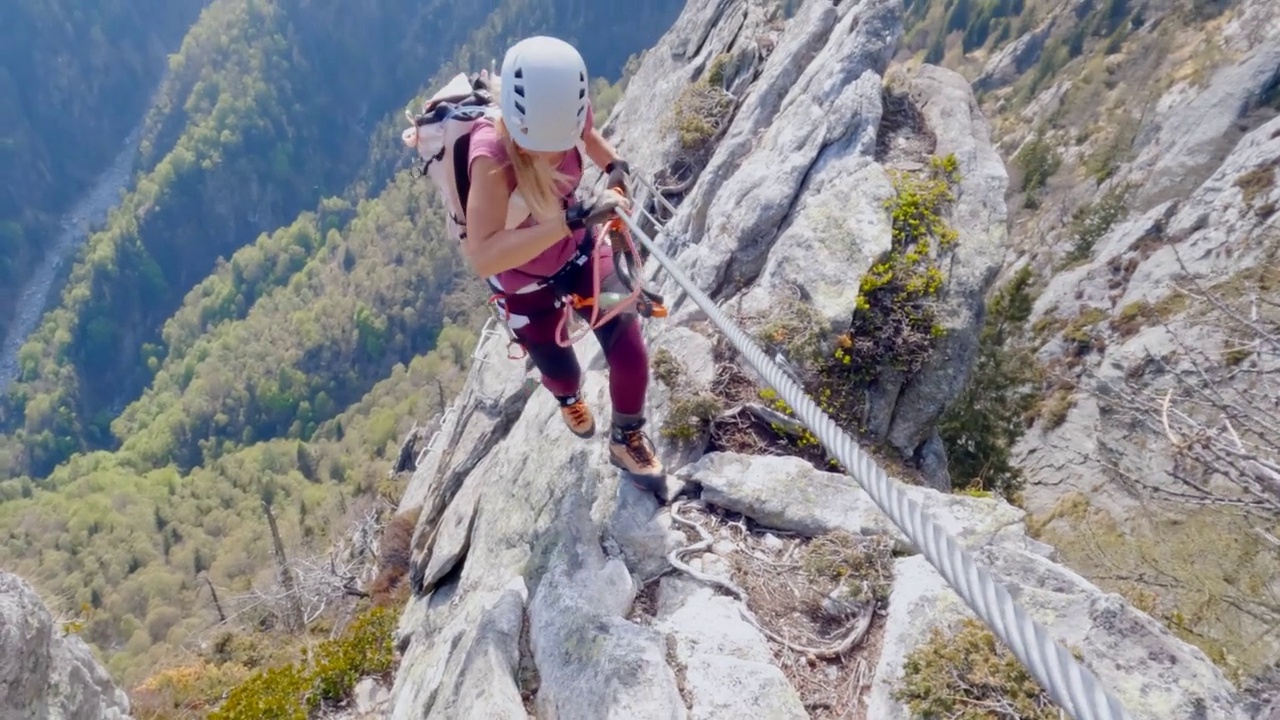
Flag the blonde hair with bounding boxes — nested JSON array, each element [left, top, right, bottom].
[[484, 74, 576, 222]]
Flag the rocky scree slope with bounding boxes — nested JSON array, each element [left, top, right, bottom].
[[382, 0, 1251, 718], [956, 0, 1280, 678], [0, 571, 131, 720]]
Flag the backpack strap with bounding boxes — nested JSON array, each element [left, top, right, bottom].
[[450, 123, 531, 241]]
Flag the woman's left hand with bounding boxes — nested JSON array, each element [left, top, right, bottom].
[[600, 187, 631, 214]]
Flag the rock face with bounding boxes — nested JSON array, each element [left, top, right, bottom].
[[990, 0, 1280, 675], [604, 0, 1009, 490], [0, 571, 132, 720], [383, 0, 1255, 718]]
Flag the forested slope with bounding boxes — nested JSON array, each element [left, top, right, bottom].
[[0, 0, 683, 480], [0, 0, 211, 340], [0, 0, 679, 699]]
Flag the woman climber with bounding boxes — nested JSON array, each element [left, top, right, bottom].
[[461, 35, 664, 481]]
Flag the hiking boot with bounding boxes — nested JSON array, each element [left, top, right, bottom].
[[557, 395, 596, 438], [609, 420, 665, 478]]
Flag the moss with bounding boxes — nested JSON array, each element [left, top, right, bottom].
[[651, 347, 684, 388], [208, 603, 397, 719], [893, 617, 1066, 719], [660, 393, 724, 441]]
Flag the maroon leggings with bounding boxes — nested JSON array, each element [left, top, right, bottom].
[[501, 243, 650, 425]]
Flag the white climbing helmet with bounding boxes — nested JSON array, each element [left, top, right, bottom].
[[499, 36, 590, 153]]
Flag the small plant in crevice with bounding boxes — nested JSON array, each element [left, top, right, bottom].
[[666, 53, 735, 155], [893, 617, 1072, 720], [662, 393, 725, 442], [652, 346, 726, 446], [827, 153, 961, 382], [1235, 160, 1278, 210], [1063, 182, 1132, 266], [739, 154, 962, 473]]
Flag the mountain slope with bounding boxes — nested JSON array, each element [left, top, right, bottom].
[[897, 0, 1280, 682], [0, 0, 684, 698], [0, 0, 685, 481], [0, 0, 210, 337], [375, 0, 1252, 717]]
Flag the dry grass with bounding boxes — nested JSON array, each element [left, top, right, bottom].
[[518, 608, 540, 715], [628, 578, 661, 624], [368, 506, 422, 605], [673, 502, 894, 718]]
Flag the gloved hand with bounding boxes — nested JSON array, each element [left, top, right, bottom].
[[565, 189, 630, 231], [605, 159, 631, 195]]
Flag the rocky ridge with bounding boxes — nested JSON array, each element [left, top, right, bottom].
[[382, 0, 1256, 718], [0, 571, 131, 720]]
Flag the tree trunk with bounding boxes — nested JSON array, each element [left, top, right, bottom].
[[263, 499, 305, 632]]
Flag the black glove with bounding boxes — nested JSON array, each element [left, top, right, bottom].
[[565, 191, 627, 232], [605, 159, 631, 195]]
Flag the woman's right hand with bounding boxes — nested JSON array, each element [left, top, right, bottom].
[[565, 189, 631, 233]]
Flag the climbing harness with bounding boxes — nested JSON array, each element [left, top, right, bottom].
[[554, 214, 669, 348], [481, 184, 671, 360], [600, 189, 1136, 720]]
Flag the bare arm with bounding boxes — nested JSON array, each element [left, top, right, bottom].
[[583, 126, 621, 174], [462, 155, 571, 278]]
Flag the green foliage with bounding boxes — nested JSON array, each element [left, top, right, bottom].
[[1013, 131, 1062, 206], [746, 155, 962, 463], [0, 0, 207, 299], [667, 53, 735, 152], [209, 603, 397, 719], [939, 265, 1041, 501], [1064, 182, 1132, 264], [894, 617, 1063, 719], [841, 154, 960, 380], [0, 336, 471, 685], [587, 53, 641, 127]]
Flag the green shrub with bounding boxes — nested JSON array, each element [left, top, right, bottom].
[[209, 603, 397, 719], [1064, 182, 1131, 264], [894, 617, 1063, 719], [1013, 130, 1062, 200], [746, 154, 962, 464], [667, 54, 735, 153], [939, 265, 1041, 501]]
